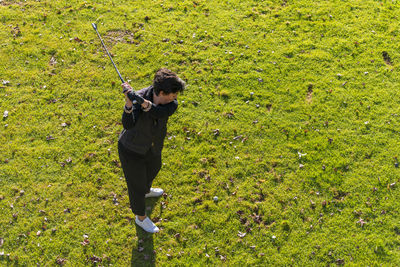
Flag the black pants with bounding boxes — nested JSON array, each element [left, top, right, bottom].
[[118, 142, 162, 216]]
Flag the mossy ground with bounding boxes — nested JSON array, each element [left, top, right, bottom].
[[1, 0, 400, 266]]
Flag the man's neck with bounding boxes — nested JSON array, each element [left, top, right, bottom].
[[153, 92, 161, 105]]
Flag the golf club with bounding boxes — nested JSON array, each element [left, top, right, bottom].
[[92, 23, 143, 104], [92, 23, 125, 83]]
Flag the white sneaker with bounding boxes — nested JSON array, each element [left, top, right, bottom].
[[145, 188, 164, 198], [135, 216, 159, 233]]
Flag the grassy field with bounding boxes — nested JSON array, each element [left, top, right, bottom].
[[1, 0, 400, 265]]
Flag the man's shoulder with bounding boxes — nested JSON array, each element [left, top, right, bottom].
[[136, 85, 153, 97]]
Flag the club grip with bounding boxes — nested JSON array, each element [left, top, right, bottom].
[[127, 91, 144, 104]]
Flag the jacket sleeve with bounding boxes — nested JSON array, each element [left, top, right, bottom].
[[121, 104, 141, 129], [147, 100, 178, 119]]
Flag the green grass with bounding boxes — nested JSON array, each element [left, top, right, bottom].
[[1, 0, 400, 265]]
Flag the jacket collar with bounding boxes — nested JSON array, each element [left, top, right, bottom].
[[138, 85, 154, 102]]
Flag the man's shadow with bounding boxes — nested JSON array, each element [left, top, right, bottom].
[[130, 198, 163, 267]]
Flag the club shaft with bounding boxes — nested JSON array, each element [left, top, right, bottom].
[[92, 24, 125, 83]]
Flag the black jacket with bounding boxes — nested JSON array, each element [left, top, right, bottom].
[[118, 85, 178, 155]]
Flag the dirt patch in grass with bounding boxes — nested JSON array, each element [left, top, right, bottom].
[[105, 30, 140, 45], [382, 51, 393, 65], [306, 84, 313, 104], [0, 0, 23, 6]]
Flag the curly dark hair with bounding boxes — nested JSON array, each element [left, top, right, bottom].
[[153, 68, 185, 96]]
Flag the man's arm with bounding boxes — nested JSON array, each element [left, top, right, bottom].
[[121, 82, 145, 129], [145, 100, 178, 119], [121, 104, 141, 129]]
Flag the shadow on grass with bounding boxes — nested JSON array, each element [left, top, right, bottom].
[[130, 198, 162, 267]]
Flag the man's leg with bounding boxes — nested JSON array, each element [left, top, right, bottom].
[[118, 143, 147, 216], [119, 145, 160, 233], [145, 152, 162, 194]]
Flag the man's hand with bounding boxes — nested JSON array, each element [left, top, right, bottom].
[[122, 82, 134, 108], [121, 82, 146, 105]]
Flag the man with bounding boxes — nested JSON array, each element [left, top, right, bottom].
[[118, 68, 185, 233]]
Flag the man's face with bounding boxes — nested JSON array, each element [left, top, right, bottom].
[[158, 91, 178, 104]]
